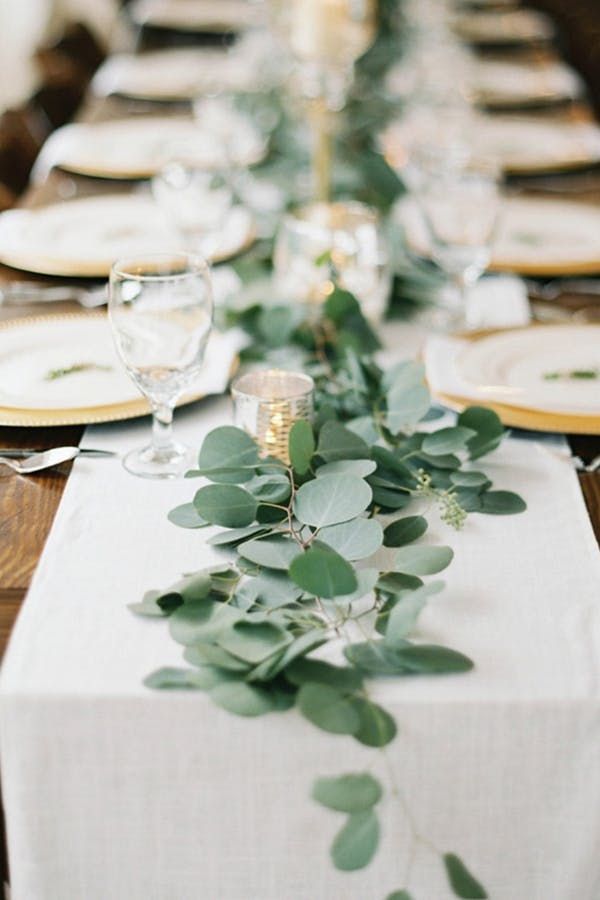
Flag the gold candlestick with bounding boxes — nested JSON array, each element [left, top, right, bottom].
[[231, 370, 315, 464]]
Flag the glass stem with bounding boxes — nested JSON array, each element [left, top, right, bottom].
[[151, 401, 175, 452]]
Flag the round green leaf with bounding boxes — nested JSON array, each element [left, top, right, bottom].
[[319, 518, 383, 560], [386, 892, 414, 900], [297, 682, 361, 735], [384, 582, 445, 644], [197, 426, 259, 482], [289, 546, 358, 598], [316, 459, 377, 478], [351, 697, 397, 747], [194, 484, 258, 527], [479, 490, 526, 515], [331, 809, 380, 871], [209, 681, 278, 717], [395, 643, 474, 674], [344, 640, 412, 676], [443, 853, 488, 899], [143, 667, 200, 691], [167, 503, 208, 529], [316, 420, 370, 462], [284, 658, 363, 691], [394, 545, 454, 576], [293, 474, 372, 528], [246, 474, 291, 504], [449, 471, 490, 488], [383, 515, 428, 547], [312, 773, 382, 812], [457, 407, 504, 460], [169, 600, 241, 646], [208, 524, 270, 547], [218, 620, 292, 664], [421, 427, 476, 456], [237, 535, 302, 571], [289, 420, 315, 475]]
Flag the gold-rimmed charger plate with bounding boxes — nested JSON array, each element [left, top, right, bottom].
[[0, 195, 256, 277], [0, 313, 238, 427], [430, 326, 600, 434]]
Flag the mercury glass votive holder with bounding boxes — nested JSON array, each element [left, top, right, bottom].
[[231, 369, 315, 464], [273, 201, 390, 323]]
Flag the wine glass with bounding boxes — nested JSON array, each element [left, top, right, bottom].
[[414, 159, 501, 330], [109, 252, 213, 479], [152, 161, 234, 260]]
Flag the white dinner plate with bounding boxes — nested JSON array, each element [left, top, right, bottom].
[[456, 325, 600, 415], [34, 115, 267, 181], [454, 9, 555, 44], [473, 115, 600, 174], [92, 48, 262, 101], [472, 60, 582, 108], [0, 195, 256, 277], [0, 314, 239, 426], [399, 196, 600, 277], [129, 0, 261, 32]]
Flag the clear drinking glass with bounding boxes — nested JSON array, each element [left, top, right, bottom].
[[273, 201, 390, 323], [109, 252, 213, 479], [152, 161, 234, 260], [415, 160, 501, 329]]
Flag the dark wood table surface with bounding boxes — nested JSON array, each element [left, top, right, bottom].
[[1, 71, 600, 660]]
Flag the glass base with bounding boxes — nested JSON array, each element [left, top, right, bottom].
[[123, 441, 193, 479]]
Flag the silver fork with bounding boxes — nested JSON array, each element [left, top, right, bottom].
[[0, 447, 80, 474], [0, 282, 107, 308]]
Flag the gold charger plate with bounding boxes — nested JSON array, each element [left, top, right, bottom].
[[429, 327, 600, 435], [0, 313, 238, 427]]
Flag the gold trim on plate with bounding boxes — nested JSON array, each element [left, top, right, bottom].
[[0, 313, 238, 427]]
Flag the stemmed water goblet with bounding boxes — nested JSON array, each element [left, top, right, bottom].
[[414, 158, 501, 330], [108, 252, 213, 479]]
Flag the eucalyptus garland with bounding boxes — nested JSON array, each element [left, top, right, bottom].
[[134, 287, 525, 899]]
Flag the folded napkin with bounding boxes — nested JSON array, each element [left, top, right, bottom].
[[446, 274, 531, 330]]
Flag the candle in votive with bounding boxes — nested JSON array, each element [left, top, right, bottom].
[[231, 369, 315, 464]]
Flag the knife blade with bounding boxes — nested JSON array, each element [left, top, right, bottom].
[[0, 448, 116, 458]]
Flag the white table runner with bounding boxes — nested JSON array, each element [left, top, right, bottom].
[[2, 379, 600, 899]]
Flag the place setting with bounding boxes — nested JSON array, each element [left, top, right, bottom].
[[1, 2, 600, 900]]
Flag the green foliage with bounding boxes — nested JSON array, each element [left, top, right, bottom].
[[444, 854, 489, 899], [289, 420, 315, 475], [289, 546, 358, 598], [331, 809, 380, 871], [167, 503, 208, 529], [194, 484, 258, 528], [312, 773, 382, 813]]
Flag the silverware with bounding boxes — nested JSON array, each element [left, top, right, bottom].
[[0, 282, 107, 308], [0, 447, 80, 474], [0, 447, 116, 459]]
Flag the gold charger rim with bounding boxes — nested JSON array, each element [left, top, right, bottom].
[[0, 312, 238, 427], [429, 325, 600, 435]]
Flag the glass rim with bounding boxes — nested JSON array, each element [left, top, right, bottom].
[[110, 251, 210, 283], [231, 369, 315, 402]]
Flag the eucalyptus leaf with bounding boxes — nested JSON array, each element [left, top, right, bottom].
[[167, 503, 208, 529], [246, 474, 291, 504], [143, 667, 201, 690], [208, 524, 271, 547], [331, 809, 380, 871], [394, 545, 454, 576], [377, 572, 423, 594], [351, 696, 397, 747], [194, 484, 258, 528], [457, 407, 504, 461], [289, 420, 315, 475], [384, 582, 445, 644], [293, 474, 372, 527], [237, 535, 302, 570], [395, 643, 474, 674], [386, 892, 414, 900], [386, 362, 430, 432], [316, 420, 370, 462], [383, 515, 428, 547], [449, 471, 491, 488], [443, 853, 488, 899], [285, 658, 363, 691], [182, 664, 241, 690], [312, 773, 382, 812], [316, 459, 377, 478], [297, 683, 361, 735], [344, 640, 411, 676], [184, 643, 251, 673], [197, 426, 259, 482], [289, 546, 358, 598], [319, 518, 383, 560], [421, 427, 476, 456], [479, 491, 526, 515], [218, 620, 292, 664], [169, 599, 242, 647], [209, 681, 279, 717]]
